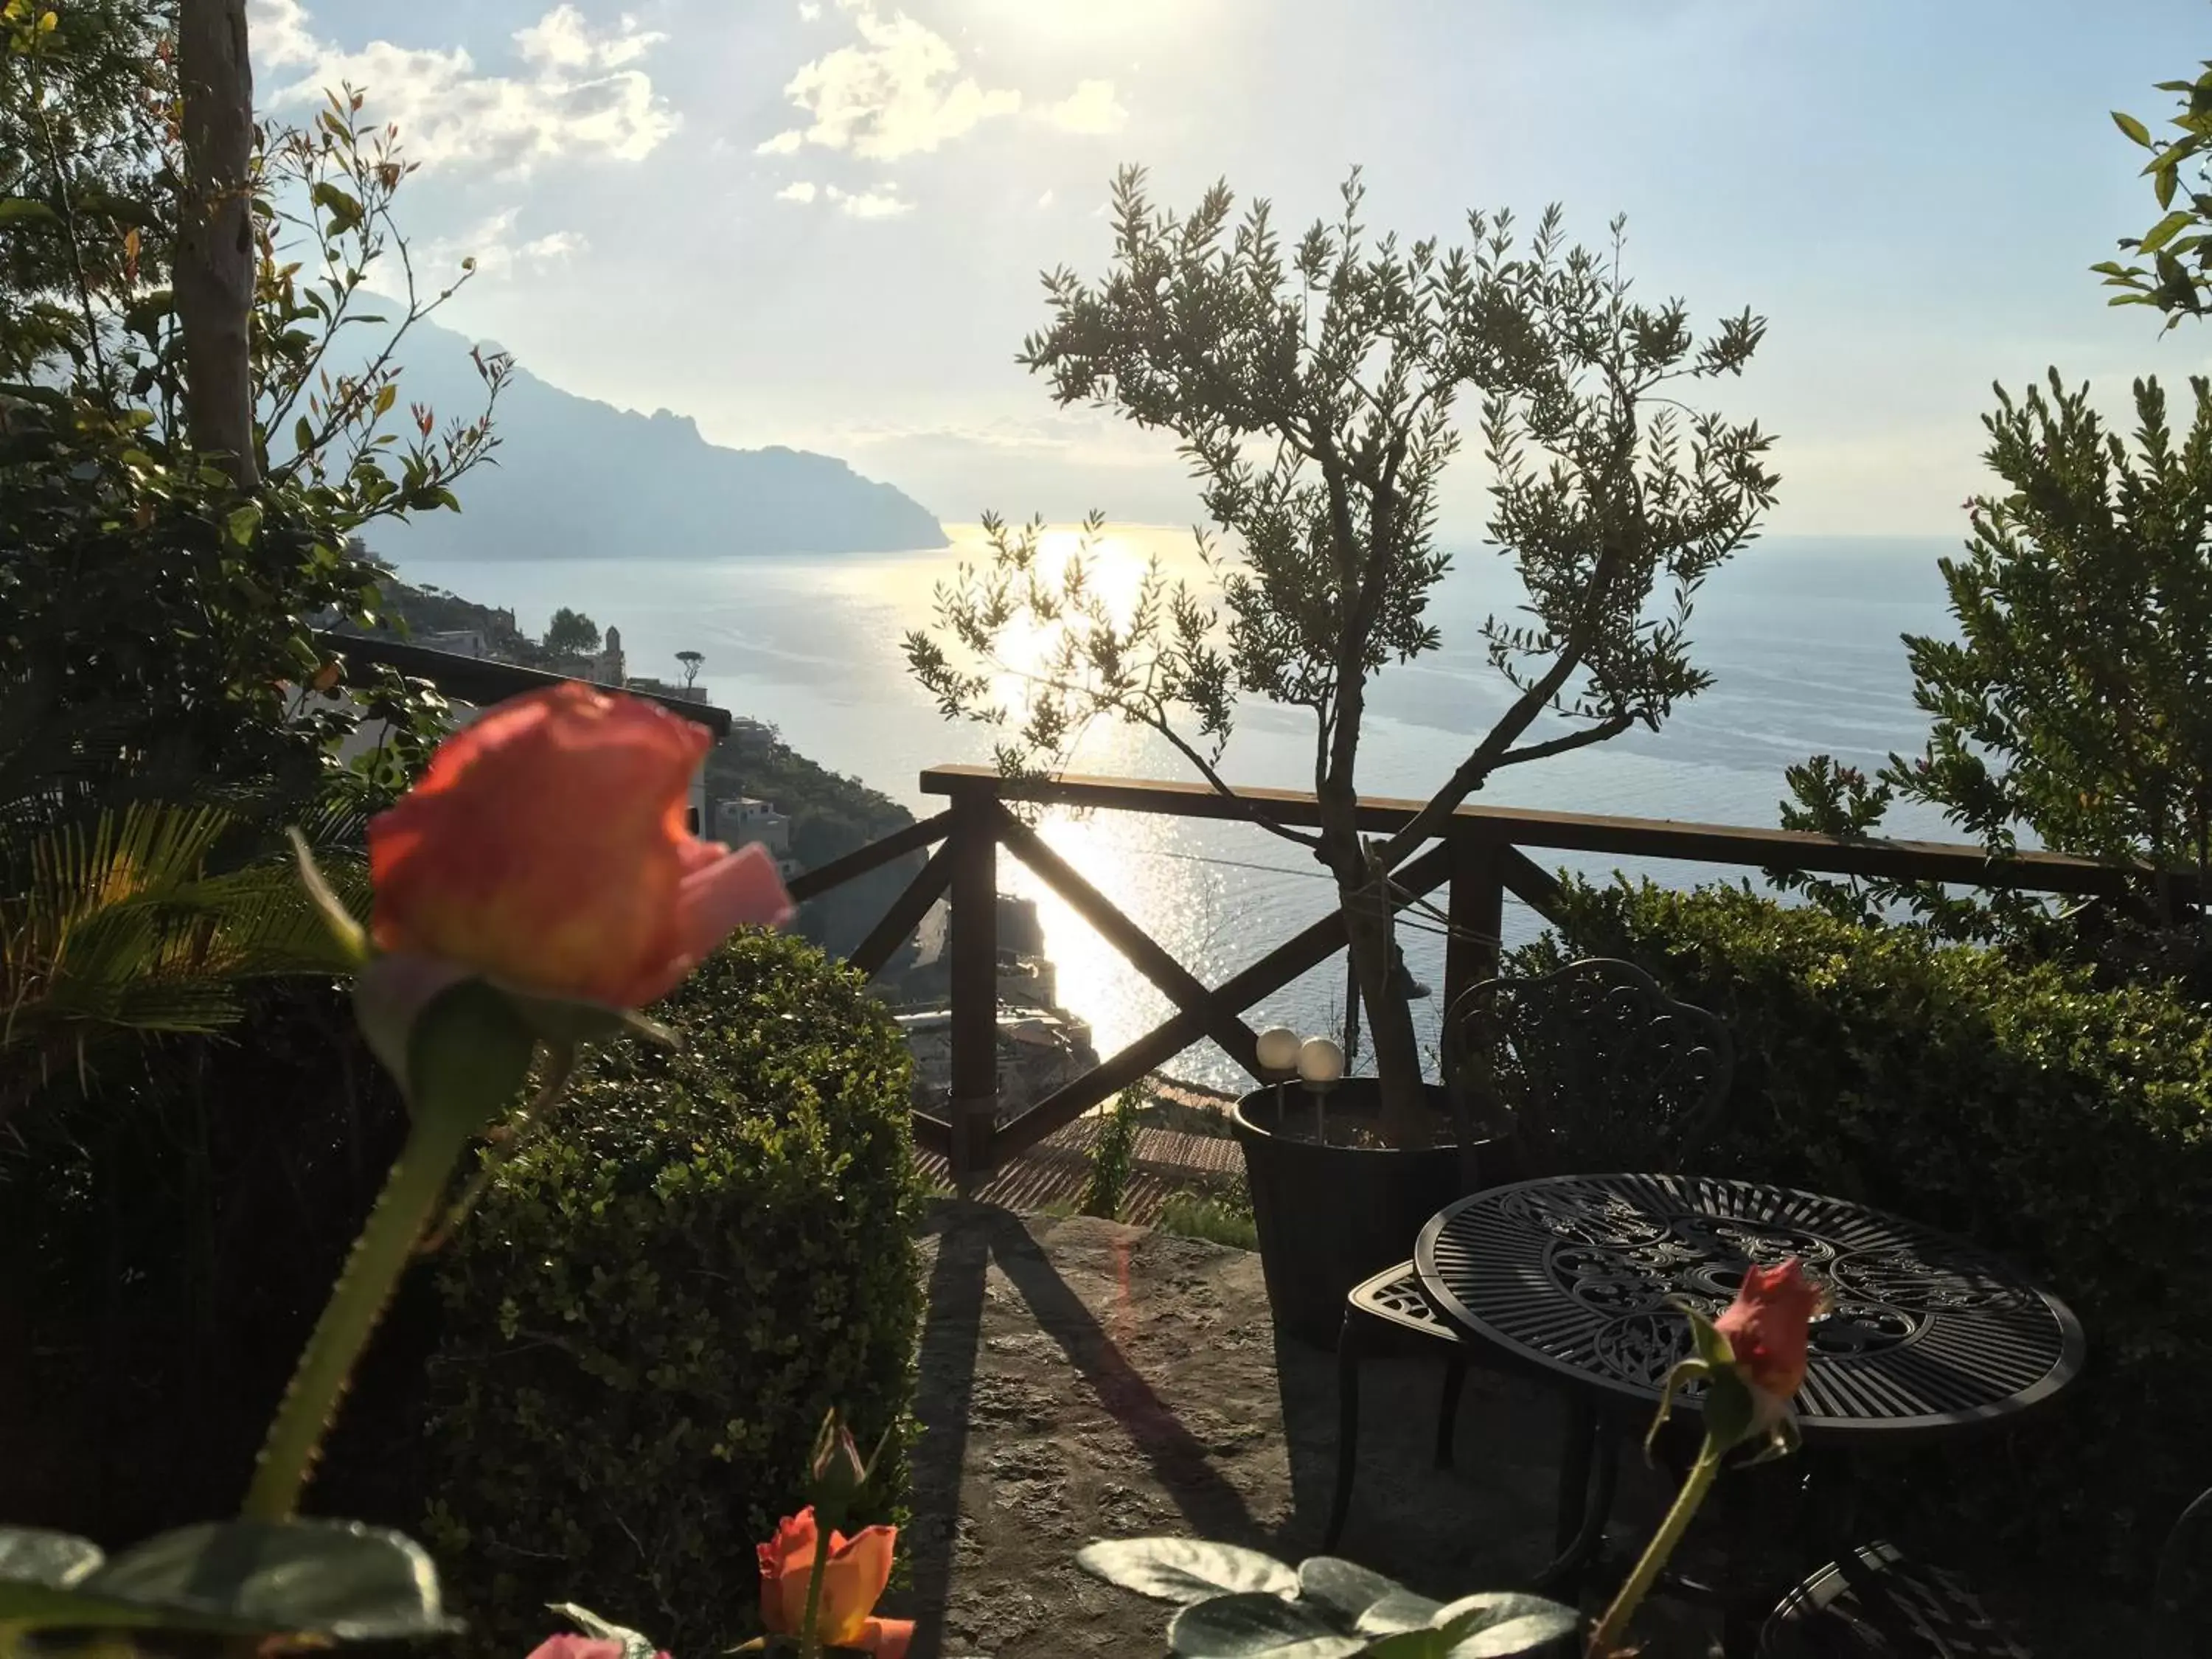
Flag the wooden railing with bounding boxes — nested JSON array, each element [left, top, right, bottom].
[[787, 762, 2197, 1184]]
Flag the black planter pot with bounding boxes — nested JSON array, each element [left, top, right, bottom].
[[1231, 1079, 1476, 1350]]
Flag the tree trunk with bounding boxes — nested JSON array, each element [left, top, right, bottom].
[[1318, 801, 1431, 1147], [175, 0, 258, 487]]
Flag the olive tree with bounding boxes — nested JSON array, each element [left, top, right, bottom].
[[905, 168, 1778, 1140]]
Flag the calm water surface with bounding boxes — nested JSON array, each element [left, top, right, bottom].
[[408, 527, 1962, 1091]]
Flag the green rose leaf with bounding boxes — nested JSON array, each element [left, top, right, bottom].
[[0, 1520, 454, 1641], [549, 1601, 659, 1659], [1076, 1538, 1298, 1604], [1430, 1592, 1579, 1658], [1165, 1592, 1364, 1658]]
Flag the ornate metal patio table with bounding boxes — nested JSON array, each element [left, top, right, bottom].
[[1414, 1173, 2085, 1607]]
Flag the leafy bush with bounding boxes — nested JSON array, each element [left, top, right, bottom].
[[1514, 879, 2212, 1584], [421, 932, 926, 1657], [1156, 1188, 1259, 1252], [1079, 1086, 1144, 1219]]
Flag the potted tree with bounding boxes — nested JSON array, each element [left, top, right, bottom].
[[906, 168, 1775, 1343]]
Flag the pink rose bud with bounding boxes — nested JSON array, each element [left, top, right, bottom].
[[1713, 1258, 1826, 1429], [367, 684, 793, 1009]]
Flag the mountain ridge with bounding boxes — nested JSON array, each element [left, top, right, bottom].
[[361, 314, 947, 563]]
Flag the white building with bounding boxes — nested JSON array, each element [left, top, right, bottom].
[[715, 796, 799, 877]]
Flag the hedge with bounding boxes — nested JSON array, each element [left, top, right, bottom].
[[422, 932, 926, 1656], [1513, 879, 2212, 1585]]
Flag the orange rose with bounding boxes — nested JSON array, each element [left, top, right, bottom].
[[757, 1508, 912, 1658], [1712, 1258, 1825, 1426], [367, 684, 792, 1007]]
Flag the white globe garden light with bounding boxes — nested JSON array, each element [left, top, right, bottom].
[[1255, 1026, 1303, 1075], [1297, 1035, 1346, 1086]]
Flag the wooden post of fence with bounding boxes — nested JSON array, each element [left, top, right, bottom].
[[1444, 822, 1505, 1018], [945, 777, 1000, 1192]]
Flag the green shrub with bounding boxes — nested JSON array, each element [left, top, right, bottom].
[[422, 932, 926, 1656], [1514, 879, 2212, 1585], [1079, 1086, 1144, 1219], [1156, 1186, 1259, 1251]]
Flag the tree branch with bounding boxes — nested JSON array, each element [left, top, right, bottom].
[[1492, 712, 1635, 769]]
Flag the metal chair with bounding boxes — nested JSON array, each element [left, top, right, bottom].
[[1758, 1543, 2034, 1658], [1324, 956, 1734, 1558], [1758, 1481, 2212, 1656]]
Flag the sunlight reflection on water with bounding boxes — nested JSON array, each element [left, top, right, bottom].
[[408, 524, 1961, 1093]]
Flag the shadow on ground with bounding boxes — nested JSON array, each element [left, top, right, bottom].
[[892, 1201, 2167, 1659]]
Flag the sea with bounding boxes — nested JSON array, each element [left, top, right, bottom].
[[401, 526, 1965, 1093]]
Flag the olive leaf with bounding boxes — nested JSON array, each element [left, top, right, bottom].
[[1076, 1538, 1299, 1604]]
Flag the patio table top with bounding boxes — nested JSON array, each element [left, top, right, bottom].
[[1416, 1172, 2085, 1446]]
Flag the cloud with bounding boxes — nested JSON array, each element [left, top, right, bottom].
[[1036, 187, 1054, 209], [828, 184, 912, 219], [797, 0, 822, 16], [250, 1, 677, 174], [251, 0, 319, 66], [757, 128, 806, 155], [513, 4, 665, 70], [1034, 78, 1126, 135], [776, 180, 820, 203], [771, 3, 1020, 161], [425, 207, 590, 279]]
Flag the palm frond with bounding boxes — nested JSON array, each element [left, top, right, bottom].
[[1, 799, 366, 1110]]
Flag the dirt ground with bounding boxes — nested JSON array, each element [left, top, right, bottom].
[[886, 1203, 2170, 1659]]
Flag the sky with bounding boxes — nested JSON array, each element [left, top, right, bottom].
[[248, 0, 2212, 540]]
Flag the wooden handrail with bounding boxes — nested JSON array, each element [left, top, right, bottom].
[[919, 763, 2197, 900], [785, 810, 950, 904], [760, 761, 2212, 1182]]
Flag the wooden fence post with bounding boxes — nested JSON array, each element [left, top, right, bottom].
[[1444, 822, 1505, 1018], [945, 778, 1000, 1190]]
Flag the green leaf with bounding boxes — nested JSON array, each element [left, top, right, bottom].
[[1295, 1558, 1439, 1635], [1357, 1586, 1450, 1638], [225, 501, 262, 547], [0, 1529, 101, 1589], [295, 414, 316, 455], [0, 196, 59, 226], [0, 1521, 454, 1641], [549, 1601, 658, 1659], [2156, 161, 2179, 210], [310, 181, 365, 233], [2140, 209, 2196, 254], [373, 381, 397, 417], [1430, 1594, 1579, 1658], [1366, 1634, 1448, 1659], [1077, 1539, 1299, 1605], [1165, 1593, 1363, 1658], [1294, 1557, 1400, 1623], [2114, 110, 2154, 147]]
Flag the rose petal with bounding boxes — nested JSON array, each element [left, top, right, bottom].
[[525, 1639, 626, 1659], [860, 1617, 914, 1658], [621, 844, 795, 1004], [367, 685, 712, 1006], [758, 1509, 823, 1635]]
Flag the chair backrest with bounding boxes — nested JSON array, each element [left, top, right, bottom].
[[1441, 956, 1733, 1180]]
